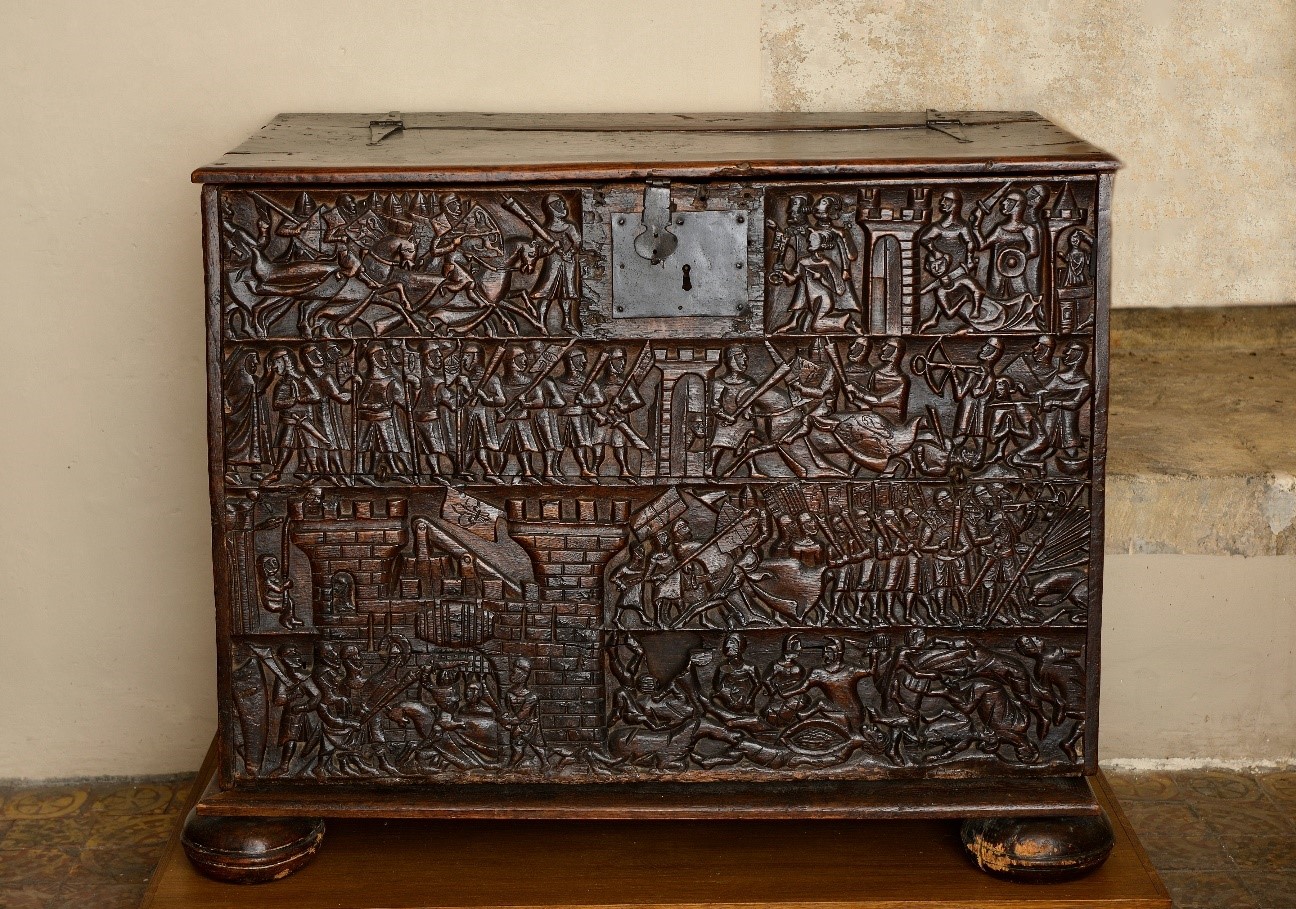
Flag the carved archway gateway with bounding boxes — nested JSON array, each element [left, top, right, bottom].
[[190, 111, 1118, 884]]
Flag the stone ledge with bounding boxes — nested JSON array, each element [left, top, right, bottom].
[[1107, 305, 1296, 555]]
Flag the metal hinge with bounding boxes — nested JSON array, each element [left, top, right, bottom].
[[926, 110, 972, 144], [368, 112, 404, 145]]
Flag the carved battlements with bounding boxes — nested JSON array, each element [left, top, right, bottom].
[[857, 187, 930, 224], [289, 497, 408, 522], [504, 497, 630, 525], [289, 497, 410, 611], [504, 497, 629, 606]]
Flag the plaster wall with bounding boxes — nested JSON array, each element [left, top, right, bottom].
[[0, 0, 1290, 776], [762, 0, 1296, 311], [1101, 554, 1296, 762]]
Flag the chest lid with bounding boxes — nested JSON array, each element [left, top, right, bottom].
[[193, 111, 1119, 185]]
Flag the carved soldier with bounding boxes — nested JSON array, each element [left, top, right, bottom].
[[845, 337, 910, 425], [275, 192, 327, 262], [1016, 635, 1085, 760], [808, 194, 860, 305], [918, 247, 985, 332], [557, 347, 603, 479], [915, 489, 973, 624], [300, 344, 351, 483], [762, 634, 809, 727], [710, 634, 763, 730], [972, 189, 1041, 301], [362, 213, 417, 286], [264, 645, 322, 779], [771, 193, 813, 272], [610, 540, 651, 628], [409, 340, 458, 479], [456, 341, 505, 482], [789, 636, 875, 736], [312, 643, 373, 777], [503, 658, 544, 767], [779, 339, 837, 448], [918, 188, 976, 270], [774, 230, 861, 334], [223, 349, 269, 483], [498, 345, 565, 482], [877, 504, 921, 624], [951, 338, 1006, 446], [355, 345, 414, 482], [529, 194, 583, 333], [597, 347, 649, 478], [709, 346, 761, 478], [264, 348, 326, 485], [1009, 342, 1091, 471], [1023, 183, 1051, 299]]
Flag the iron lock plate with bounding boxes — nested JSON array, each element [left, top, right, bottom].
[[611, 209, 750, 319]]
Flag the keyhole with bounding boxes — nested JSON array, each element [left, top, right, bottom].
[[681, 264, 692, 291]]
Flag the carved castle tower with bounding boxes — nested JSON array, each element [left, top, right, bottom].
[[857, 187, 929, 334]]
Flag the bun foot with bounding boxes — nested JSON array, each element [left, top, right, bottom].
[[181, 808, 325, 883], [960, 811, 1114, 882]]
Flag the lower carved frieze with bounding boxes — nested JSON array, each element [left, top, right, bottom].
[[221, 479, 1091, 784]]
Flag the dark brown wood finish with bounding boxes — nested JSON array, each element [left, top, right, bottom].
[[194, 112, 1120, 883]]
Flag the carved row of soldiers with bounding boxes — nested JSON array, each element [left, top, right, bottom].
[[606, 630, 1085, 770], [223, 340, 650, 485], [609, 480, 1083, 633]]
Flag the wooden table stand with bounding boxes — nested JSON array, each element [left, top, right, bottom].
[[141, 741, 1170, 908]]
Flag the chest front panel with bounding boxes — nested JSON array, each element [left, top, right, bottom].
[[207, 175, 1106, 787]]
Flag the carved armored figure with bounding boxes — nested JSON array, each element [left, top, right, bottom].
[[196, 112, 1116, 886]]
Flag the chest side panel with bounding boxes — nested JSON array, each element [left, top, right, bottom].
[[206, 176, 1105, 787]]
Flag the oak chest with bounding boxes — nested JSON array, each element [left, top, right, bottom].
[[190, 112, 1119, 882]]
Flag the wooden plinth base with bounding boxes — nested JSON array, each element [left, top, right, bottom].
[[141, 741, 1169, 908]]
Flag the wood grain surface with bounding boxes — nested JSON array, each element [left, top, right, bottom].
[[193, 111, 1120, 184]]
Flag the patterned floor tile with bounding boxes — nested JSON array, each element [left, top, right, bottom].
[[1161, 869, 1262, 908], [1138, 832, 1231, 870], [0, 848, 79, 887], [88, 782, 178, 817], [1119, 798, 1202, 835], [84, 814, 175, 850], [167, 777, 196, 814], [0, 817, 97, 851], [1180, 770, 1270, 803], [1237, 869, 1296, 908], [70, 844, 169, 885], [1224, 834, 1296, 870], [1, 789, 88, 821], [1196, 801, 1296, 838], [1105, 770, 1186, 801], [0, 883, 63, 909], [1259, 772, 1296, 805]]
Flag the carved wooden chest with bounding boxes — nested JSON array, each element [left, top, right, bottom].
[[190, 112, 1119, 882]]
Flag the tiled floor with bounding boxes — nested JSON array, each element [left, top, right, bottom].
[[0, 770, 1291, 908], [0, 776, 191, 909], [1107, 770, 1296, 908]]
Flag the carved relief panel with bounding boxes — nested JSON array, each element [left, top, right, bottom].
[[210, 177, 1103, 787]]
